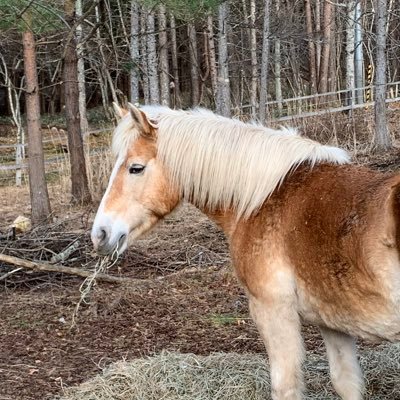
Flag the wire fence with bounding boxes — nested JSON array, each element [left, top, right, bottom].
[[0, 129, 112, 188], [240, 81, 400, 122]]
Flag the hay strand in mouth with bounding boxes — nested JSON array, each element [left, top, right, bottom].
[[71, 249, 120, 328]]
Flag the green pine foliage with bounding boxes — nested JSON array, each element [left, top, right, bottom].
[[0, 0, 63, 33], [138, 0, 221, 19]]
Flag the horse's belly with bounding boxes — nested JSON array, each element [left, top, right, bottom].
[[296, 281, 400, 342]]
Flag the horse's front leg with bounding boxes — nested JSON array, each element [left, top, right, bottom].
[[248, 272, 304, 400]]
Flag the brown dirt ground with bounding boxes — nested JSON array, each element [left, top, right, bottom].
[[1, 153, 400, 400], [0, 266, 268, 400]]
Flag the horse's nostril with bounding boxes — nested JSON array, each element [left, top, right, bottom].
[[99, 228, 107, 242], [118, 234, 127, 248]]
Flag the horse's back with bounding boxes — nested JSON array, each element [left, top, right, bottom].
[[233, 163, 400, 341]]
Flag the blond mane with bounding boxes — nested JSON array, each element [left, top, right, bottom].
[[113, 106, 350, 218]]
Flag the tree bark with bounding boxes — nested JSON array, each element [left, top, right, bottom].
[[250, 0, 258, 118], [75, 0, 88, 136], [1, 53, 25, 186], [346, 0, 356, 107], [170, 13, 181, 108], [374, 0, 391, 151], [274, 0, 282, 114], [64, 0, 91, 204], [188, 22, 200, 106], [22, 26, 52, 224], [130, 0, 140, 105], [140, 9, 150, 104], [315, 0, 321, 77], [305, 0, 317, 95], [147, 10, 160, 104], [216, 2, 231, 117], [207, 14, 218, 101], [259, 0, 271, 124], [158, 4, 170, 106], [354, 0, 364, 104], [319, 0, 333, 93]]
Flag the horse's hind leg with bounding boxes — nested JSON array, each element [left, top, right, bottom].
[[321, 327, 364, 400], [249, 290, 304, 400]]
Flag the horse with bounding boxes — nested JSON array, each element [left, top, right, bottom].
[[91, 103, 400, 400]]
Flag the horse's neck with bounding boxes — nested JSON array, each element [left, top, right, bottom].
[[199, 206, 238, 238]]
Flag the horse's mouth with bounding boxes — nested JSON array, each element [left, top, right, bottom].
[[96, 233, 127, 257]]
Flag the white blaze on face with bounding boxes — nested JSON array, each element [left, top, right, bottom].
[[91, 103, 172, 256], [91, 155, 130, 255]]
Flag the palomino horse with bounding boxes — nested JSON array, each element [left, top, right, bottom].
[[92, 104, 400, 400]]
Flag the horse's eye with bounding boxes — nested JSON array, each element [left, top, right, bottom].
[[129, 164, 145, 174]]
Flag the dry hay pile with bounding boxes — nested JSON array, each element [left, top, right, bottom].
[[56, 344, 400, 400]]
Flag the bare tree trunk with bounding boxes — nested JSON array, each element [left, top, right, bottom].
[[346, 1, 356, 107], [328, 17, 337, 95], [170, 13, 181, 108], [319, 0, 333, 94], [147, 10, 160, 104], [315, 0, 321, 78], [202, 27, 211, 105], [374, 0, 391, 151], [250, 0, 258, 118], [130, 0, 140, 105], [140, 10, 150, 104], [0, 53, 25, 186], [158, 4, 170, 106], [259, 0, 271, 124], [216, 2, 231, 117], [188, 22, 200, 106], [76, 0, 88, 136], [22, 26, 51, 224], [207, 14, 218, 101], [274, 0, 282, 114], [64, 0, 91, 204], [305, 0, 317, 94], [354, 0, 364, 104]]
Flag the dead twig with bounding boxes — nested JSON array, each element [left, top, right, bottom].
[[0, 267, 23, 280]]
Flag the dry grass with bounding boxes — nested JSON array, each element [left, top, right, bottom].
[[56, 133, 115, 202], [56, 344, 400, 400]]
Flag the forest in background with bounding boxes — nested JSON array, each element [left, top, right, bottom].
[[1, 1, 399, 117], [0, 0, 399, 222]]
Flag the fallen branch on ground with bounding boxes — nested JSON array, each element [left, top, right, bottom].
[[0, 253, 222, 285], [0, 253, 130, 284]]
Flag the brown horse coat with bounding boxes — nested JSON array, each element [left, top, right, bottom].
[[225, 164, 400, 341]]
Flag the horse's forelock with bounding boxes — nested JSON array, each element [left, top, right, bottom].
[[112, 113, 139, 158]]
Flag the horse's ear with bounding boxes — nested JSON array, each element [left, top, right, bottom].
[[128, 103, 158, 140], [113, 102, 128, 120]]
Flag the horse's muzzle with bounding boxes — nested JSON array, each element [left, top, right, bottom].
[[91, 226, 127, 256]]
